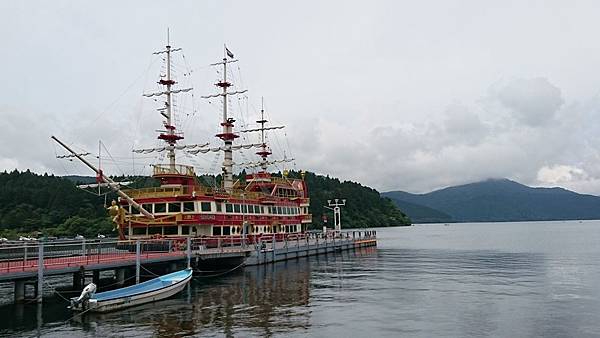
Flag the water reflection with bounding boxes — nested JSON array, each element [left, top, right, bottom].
[[5, 223, 600, 337], [57, 262, 312, 337], [19, 249, 372, 337]]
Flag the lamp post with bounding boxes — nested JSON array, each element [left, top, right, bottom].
[[241, 193, 246, 247], [325, 199, 346, 232]]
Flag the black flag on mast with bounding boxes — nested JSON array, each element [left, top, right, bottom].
[[225, 46, 234, 58]]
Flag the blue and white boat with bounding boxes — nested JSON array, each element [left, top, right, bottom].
[[70, 268, 193, 313]]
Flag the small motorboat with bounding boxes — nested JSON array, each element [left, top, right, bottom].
[[70, 268, 193, 313]]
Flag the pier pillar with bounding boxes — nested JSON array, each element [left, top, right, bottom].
[[93, 270, 100, 285], [272, 236, 276, 262], [37, 242, 44, 303], [73, 269, 84, 289], [14, 280, 25, 303], [116, 268, 126, 286], [186, 237, 191, 268], [136, 240, 141, 284], [256, 241, 261, 265]]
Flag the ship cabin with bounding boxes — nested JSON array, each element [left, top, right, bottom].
[[118, 164, 311, 240]]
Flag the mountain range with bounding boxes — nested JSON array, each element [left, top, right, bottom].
[[383, 179, 600, 223]]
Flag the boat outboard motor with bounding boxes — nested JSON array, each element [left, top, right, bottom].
[[71, 283, 97, 310]]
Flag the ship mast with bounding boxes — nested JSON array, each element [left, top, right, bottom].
[[256, 98, 272, 172], [140, 32, 193, 171], [51, 136, 154, 219], [164, 38, 175, 169], [202, 46, 247, 191], [237, 99, 290, 171]]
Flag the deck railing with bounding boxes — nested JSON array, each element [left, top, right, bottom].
[[152, 164, 196, 177]]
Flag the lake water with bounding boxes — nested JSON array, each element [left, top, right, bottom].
[[2, 220, 600, 337]]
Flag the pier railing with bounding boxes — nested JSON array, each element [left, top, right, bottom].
[[0, 230, 376, 275], [0, 239, 181, 274]]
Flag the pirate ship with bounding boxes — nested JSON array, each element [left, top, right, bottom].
[[53, 39, 311, 241]]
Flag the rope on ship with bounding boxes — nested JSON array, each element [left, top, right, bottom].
[[140, 260, 246, 279], [44, 275, 137, 303], [192, 258, 247, 279]]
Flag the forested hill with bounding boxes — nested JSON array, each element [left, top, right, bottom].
[[0, 170, 113, 239], [0, 170, 410, 239], [384, 178, 600, 223]]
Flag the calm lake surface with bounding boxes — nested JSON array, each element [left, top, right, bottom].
[[2, 220, 600, 337]]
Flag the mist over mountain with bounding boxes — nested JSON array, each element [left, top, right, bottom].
[[383, 179, 600, 223]]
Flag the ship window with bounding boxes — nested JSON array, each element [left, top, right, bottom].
[[183, 202, 195, 212], [212, 226, 222, 236], [154, 203, 166, 213], [181, 226, 190, 235], [246, 205, 253, 214], [276, 206, 281, 214], [142, 204, 153, 213], [133, 227, 147, 235], [254, 205, 261, 214], [148, 226, 162, 235], [234, 204, 241, 213], [201, 202, 212, 212], [216, 203, 222, 212], [243, 204, 248, 213], [284, 207, 289, 215], [223, 226, 231, 236], [225, 203, 233, 213], [164, 226, 178, 235], [168, 203, 181, 213]]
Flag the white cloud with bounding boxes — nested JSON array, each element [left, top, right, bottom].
[[3, 1, 600, 195], [537, 165, 587, 184], [491, 77, 564, 127]]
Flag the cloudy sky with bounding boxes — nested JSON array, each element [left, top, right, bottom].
[[2, 0, 600, 194]]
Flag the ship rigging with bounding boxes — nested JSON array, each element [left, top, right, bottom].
[[53, 37, 311, 241]]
